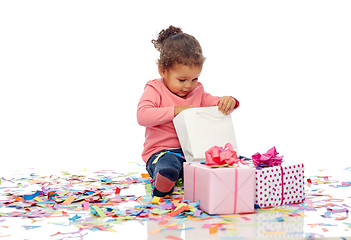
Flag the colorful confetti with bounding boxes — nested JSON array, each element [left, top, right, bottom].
[[0, 165, 350, 239]]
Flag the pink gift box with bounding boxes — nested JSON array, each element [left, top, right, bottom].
[[183, 162, 255, 214], [255, 163, 305, 208]]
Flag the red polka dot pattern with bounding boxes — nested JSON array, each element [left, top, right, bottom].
[[255, 163, 305, 207]]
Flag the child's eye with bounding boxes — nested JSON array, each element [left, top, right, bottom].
[[193, 78, 198, 81], [178, 79, 186, 82]]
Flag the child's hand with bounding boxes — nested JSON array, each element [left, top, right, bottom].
[[218, 96, 236, 115], [174, 105, 194, 116]]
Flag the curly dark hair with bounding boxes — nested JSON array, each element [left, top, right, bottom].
[[152, 25, 206, 70]]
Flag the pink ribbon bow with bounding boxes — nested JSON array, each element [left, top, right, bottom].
[[205, 143, 239, 166], [252, 146, 283, 168]]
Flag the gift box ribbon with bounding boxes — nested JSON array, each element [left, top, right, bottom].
[[252, 146, 283, 168], [279, 166, 284, 205], [205, 143, 239, 166]]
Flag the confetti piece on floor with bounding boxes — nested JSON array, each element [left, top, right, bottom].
[[69, 214, 81, 221], [298, 212, 308, 217], [168, 205, 187, 218], [152, 196, 162, 204], [34, 197, 43, 202], [22, 225, 41, 230], [149, 228, 163, 234], [62, 196, 76, 205], [82, 201, 90, 211], [193, 209, 202, 217], [164, 222, 178, 227], [262, 232, 285, 235], [141, 173, 150, 178], [23, 191, 40, 201], [91, 205, 106, 218], [314, 179, 324, 184], [209, 225, 218, 234], [166, 235, 183, 240]]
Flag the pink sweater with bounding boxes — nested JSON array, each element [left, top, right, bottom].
[[137, 78, 239, 163]]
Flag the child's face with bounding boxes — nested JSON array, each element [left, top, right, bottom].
[[159, 64, 202, 98]]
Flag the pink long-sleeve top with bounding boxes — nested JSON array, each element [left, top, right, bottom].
[[137, 78, 239, 163]]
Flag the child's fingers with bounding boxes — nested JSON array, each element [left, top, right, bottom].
[[218, 98, 226, 113], [219, 98, 234, 115], [223, 101, 232, 115], [218, 99, 228, 114]]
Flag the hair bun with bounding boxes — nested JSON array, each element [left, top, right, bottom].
[[152, 25, 183, 52]]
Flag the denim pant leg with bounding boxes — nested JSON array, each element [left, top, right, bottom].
[[146, 148, 185, 182]]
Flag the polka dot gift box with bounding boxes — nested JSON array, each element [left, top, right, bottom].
[[255, 163, 305, 208]]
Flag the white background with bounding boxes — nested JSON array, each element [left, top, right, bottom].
[[1, 0, 350, 173]]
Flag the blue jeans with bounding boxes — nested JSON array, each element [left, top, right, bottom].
[[146, 148, 186, 182]]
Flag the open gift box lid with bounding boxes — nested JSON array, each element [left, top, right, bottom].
[[173, 107, 238, 162]]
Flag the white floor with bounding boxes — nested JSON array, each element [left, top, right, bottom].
[[0, 165, 350, 240]]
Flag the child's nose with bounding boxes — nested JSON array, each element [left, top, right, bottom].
[[184, 83, 191, 89]]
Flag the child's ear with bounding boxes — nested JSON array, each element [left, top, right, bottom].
[[158, 65, 166, 78]]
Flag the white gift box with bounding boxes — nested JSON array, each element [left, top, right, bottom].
[[173, 107, 238, 162]]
